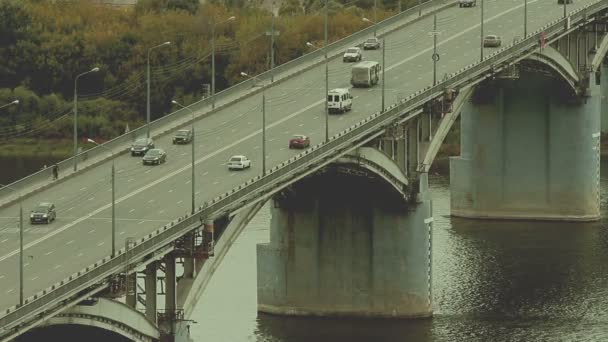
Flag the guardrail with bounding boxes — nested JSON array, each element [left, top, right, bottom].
[[2, 0, 606, 337], [0, 0, 453, 208]]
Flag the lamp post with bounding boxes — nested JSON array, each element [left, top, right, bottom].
[[480, 0, 484, 61], [147, 41, 171, 139], [306, 41, 329, 141], [86, 139, 115, 258], [73, 67, 99, 172], [524, 0, 528, 37], [210, 16, 236, 110], [0, 100, 18, 110], [363, 17, 386, 111], [0, 184, 23, 306], [171, 100, 196, 215], [240, 72, 266, 176], [266, 14, 280, 82]]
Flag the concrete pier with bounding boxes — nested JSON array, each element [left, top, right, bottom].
[[257, 168, 432, 318], [450, 71, 601, 221]]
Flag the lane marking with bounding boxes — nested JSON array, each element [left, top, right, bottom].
[[31, 276, 38, 281], [0, 2, 543, 264], [79, 187, 86, 191], [54, 265, 62, 270], [66, 240, 74, 245], [77, 253, 83, 257], [129, 209, 135, 213], [138, 221, 145, 225], [7, 289, 13, 294], [88, 229, 95, 234], [97, 242, 105, 246], [45, 251, 54, 256], [177, 200, 183, 204]]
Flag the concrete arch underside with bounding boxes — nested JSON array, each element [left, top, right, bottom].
[[42, 298, 159, 342], [524, 45, 581, 96]]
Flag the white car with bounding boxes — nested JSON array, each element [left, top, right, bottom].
[[227, 155, 251, 170], [343, 47, 362, 62]]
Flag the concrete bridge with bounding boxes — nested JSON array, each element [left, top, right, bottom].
[[1, 0, 608, 340]]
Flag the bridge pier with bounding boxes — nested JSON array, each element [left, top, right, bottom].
[[164, 255, 177, 312], [450, 70, 600, 221], [126, 273, 137, 308], [256, 165, 432, 318]]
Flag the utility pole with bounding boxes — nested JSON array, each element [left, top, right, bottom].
[[324, 0, 329, 142], [266, 14, 280, 82], [524, 0, 528, 37], [432, 14, 439, 86], [480, 0, 484, 61], [382, 36, 386, 111]]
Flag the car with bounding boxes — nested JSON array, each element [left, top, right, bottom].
[[343, 47, 363, 62], [172, 129, 193, 144], [483, 35, 502, 47], [30, 202, 56, 224], [131, 138, 154, 156], [327, 88, 353, 113], [557, 0, 572, 3], [363, 37, 381, 50], [459, 0, 476, 7], [289, 135, 311, 149], [227, 155, 251, 170], [142, 148, 167, 165]]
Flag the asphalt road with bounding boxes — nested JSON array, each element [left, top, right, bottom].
[[0, 0, 591, 311]]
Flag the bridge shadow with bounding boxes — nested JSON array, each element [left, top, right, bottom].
[[254, 313, 432, 342], [14, 324, 130, 342]]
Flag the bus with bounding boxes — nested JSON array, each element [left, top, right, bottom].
[[350, 61, 381, 87]]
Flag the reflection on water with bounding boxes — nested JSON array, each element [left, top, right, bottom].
[[191, 164, 608, 342]]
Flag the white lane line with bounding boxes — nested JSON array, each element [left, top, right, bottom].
[[129, 209, 135, 213], [7, 289, 13, 294], [45, 251, 54, 256], [88, 229, 95, 234], [213, 181, 219, 185], [202, 172, 209, 176], [314, 116, 319, 119], [0, 275, 4, 279], [159, 210, 165, 214], [53, 265, 62, 270], [168, 189, 173, 193], [79, 187, 86, 191], [31, 276, 38, 281], [253, 146, 259, 150], [77, 253, 83, 257], [24, 263, 29, 267], [88, 197, 95, 201], [195, 191, 200, 195], [67, 207, 74, 212], [185, 180, 191, 184], [269, 138, 275, 142], [138, 221, 145, 225], [1, 239, 7, 244], [120, 231, 126, 235], [128, 178, 134, 183], [298, 124, 304, 127], [58, 197, 66, 201], [97, 242, 105, 246], [177, 200, 183, 205], [66, 240, 74, 245], [145, 169, 152, 174], [148, 199, 155, 204]]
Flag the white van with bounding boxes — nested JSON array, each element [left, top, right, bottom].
[[327, 88, 353, 114], [351, 61, 381, 87]]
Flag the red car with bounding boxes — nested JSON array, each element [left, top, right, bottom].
[[289, 135, 310, 149]]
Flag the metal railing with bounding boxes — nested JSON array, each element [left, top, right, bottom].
[[2, 0, 607, 336]]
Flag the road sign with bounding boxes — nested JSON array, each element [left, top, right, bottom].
[[432, 53, 440, 62], [428, 30, 442, 36]]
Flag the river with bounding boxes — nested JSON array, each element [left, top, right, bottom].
[[11, 159, 608, 342]]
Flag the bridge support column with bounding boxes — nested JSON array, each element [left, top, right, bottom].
[[125, 273, 137, 309], [396, 125, 407, 173], [450, 72, 600, 221], [145, 262, 157, 323], [256, 169, 432, 318], [407, 120, 419, 178], [601, 60, 608, 133], [164, 255, 176, 312], [183, 233, 195, 279]]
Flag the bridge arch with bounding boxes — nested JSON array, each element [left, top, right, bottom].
[[523, 45, 581, 96], [42, 298, 160, 342]]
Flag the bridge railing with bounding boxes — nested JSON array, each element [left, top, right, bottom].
[[2, 0, 606, 336], [0, 0, 453, 208]]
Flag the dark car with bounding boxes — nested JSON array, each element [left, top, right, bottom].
[[30, 202, 56, 224], [172, 129, 193, 144], [363, 37, 381, 50], [557, 0, 572, 3], [131, 138, 154, 156], [289, 135, 311, 149], [483, 35, 502, 47], [142, 148, 167, 165]]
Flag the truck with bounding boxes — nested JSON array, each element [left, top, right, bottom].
[[350, 61, 381, 88]]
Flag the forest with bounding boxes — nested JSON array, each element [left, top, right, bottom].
[[0, 0, 424, 156]]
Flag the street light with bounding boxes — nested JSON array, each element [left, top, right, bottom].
[[363, 17, 386, 111], [524, 0, 528, 37], [171, 100, 196, 215], [73, 67, 99, 172], [0, 100, 18, 110], [0, 184, 23, 306], [86, 138, 116, 258], [240, 72, 266, 176], [480, 0, 484, 61], [210, 16, 236, 110], [147, 41, 171, 139], [306, 41, 329, 142]]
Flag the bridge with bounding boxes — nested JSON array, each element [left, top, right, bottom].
[[1, 0, 607, 340]]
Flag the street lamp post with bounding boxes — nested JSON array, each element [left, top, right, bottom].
[[86, 139, 115, 258], [147, 41, 171, 139], [73, 67, 99, 172], [0, 100, 19, 110], [363, 17, 386, 111], [211, 16, 236, 110], [480, 0, 484, 61], [171, 100, 196, 215], [432, 14, 439, 86], [524, 0, 528, 37], [0, 184, 23, 306], [240, 72, 266, 176], [306, 41, 329, 142], [266, 14, 280, 82]]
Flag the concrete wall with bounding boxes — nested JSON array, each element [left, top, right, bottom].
[[450, 66, 601, 221], [257, 167, 432, 318]]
